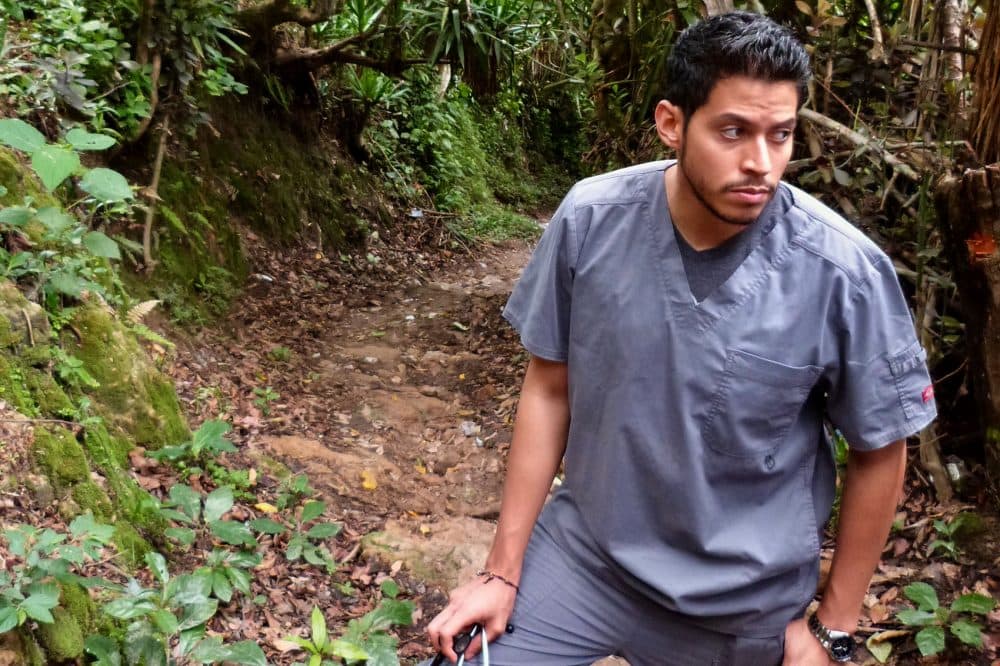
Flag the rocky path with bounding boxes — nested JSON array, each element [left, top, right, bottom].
[[168, 230, 587, 661]]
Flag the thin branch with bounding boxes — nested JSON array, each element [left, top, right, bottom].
[[798, 108, 922, 181], [898, 38, 978, 55], [861, 0, 887, 61], [142, 118, 169, 272]]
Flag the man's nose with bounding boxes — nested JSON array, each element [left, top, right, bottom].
[[742, 137, 771, 175]]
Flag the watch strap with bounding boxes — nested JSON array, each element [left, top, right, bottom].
[[807, 612, 855, 662]]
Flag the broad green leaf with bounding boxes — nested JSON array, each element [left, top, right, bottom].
[[0, 118, 46, 153], [178, 625, 206, 657], [915, 625, 946, 656], [312, 606, 328, 650], [219, 640, 267, 666], [209, 520, 255, 547], [329, 638, 369, 662], [300, 500, 326, 523], [83, 231, 121, 259], [950, 618, 983, 647], [168, 484, 202, 521], [124, 624, 167, 666], [904, 582, 939, 611], [47, 270, 88, 296], [31, 144, 80, 191], [363, 599, 414, 632], [102, 596, 157, 620], [35, 207, 76, 234], [286, 536, 304, 561], [226, 567, 252, 595], [84, 634, 122, 666], [951, 593, 995, 615], [65, 128, 116, 151], [212, 570, 233, 603], [167, 573, 213, 609], [165, 527, 197, 547], [250, 518, 286, 534], [358, 632, 398, 666], [0, 605, 20, 632], [865, 633, 893, 663], [80, 168, 133, 202], [191, 419, 233, 455], [21, 584, 59, 623], [0, 207, 33, 226], [189, 636, 228, 662], [203, 486, 234, 523], [150, 608, 179, 634], [145, 551, 170, 585], [896, 609, 937, 626], [177, 599, 218, 631], [306, 522, 341, 539]]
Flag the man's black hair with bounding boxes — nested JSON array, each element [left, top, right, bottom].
[[663, 11, 811, 121]]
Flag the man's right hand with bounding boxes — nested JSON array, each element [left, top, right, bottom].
[[426, 575, 518, 663]]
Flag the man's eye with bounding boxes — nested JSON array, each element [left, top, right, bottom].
[[772, 129, 793, 142], [721, 127, 741, 139]]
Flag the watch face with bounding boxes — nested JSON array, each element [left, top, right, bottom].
[[831, 636, 854, 661]]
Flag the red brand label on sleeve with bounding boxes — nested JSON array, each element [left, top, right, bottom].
[[922, 385, 935, 403]]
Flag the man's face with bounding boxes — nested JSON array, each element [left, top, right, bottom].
[[659, 76, 798, 226]]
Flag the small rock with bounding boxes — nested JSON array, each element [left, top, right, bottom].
[[460, 421, 480, 437]]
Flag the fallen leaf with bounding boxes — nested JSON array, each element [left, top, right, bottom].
[[255, 502, 278, 514], [361, 470, 378, 490], [419, 524, 431, 535]]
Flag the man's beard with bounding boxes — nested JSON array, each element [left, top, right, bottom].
[[678, 147, 774, 227]]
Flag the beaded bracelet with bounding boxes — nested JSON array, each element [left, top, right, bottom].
[[476, 569, 519, 592]]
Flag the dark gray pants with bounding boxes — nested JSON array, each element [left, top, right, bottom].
[[421, 525, 785, 666]]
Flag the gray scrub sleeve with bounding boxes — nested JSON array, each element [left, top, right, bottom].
[[502, 190, 578, 362], [826, 256, 937, 449]]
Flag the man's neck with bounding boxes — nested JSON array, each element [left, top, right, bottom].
[[664, 165, 749, 251]]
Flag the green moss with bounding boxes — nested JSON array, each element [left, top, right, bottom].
[[24, 368, 74, 418], [112, 522, 150, 568], [36, 607, 85, 661], [32, 426, 88, 489], [59, 583, 96, 633], [0, 147, 58, 208], [82, 421, 129, 470], [71, 481, 113, 520], [66, 304, 189, 448], [0, 354, 38, 415]]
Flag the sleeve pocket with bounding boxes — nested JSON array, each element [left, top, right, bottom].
[[887, 342, 934, 421]]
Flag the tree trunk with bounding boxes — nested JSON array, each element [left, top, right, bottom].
[[935, 165, 1000, 505], [971, 0, 1000, 163]]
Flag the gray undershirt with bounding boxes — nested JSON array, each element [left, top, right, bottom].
[[671, 191, 784, 302]]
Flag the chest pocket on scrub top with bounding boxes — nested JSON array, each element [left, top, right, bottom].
[[702, 349, 822, 458]]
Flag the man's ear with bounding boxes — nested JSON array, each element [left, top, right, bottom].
[[655, 100, 684, 151]]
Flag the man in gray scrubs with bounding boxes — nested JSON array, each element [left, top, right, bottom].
[[426, 11, 936, 665]]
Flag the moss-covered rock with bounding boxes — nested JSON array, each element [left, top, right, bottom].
[[0, 354, 38, 416], [24, 368, 74, 418], [59, 583, 96, 635], [32, 426, 89, 489], [36, 607, 85, 661], [0, 147, 58, 209], [112, 522, 151, 568], [71, 481, 113, 520], [66, 304, 188, 448], [0, 282, 49, 349]]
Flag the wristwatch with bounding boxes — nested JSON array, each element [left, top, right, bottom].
[[807, 612, 855, 662]]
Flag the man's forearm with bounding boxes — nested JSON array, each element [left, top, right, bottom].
[[818, 439, 907, 631], [485, 357, 570, 583]]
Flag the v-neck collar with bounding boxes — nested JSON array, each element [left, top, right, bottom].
[[647, 162, 801, 335]]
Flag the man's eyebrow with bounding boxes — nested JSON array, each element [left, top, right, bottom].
[[713, 113, 798, 128]]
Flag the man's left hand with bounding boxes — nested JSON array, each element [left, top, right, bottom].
[[782, 618, 856, 666]]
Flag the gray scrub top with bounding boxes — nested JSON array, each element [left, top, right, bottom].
[[502, 161, 937, 637]]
